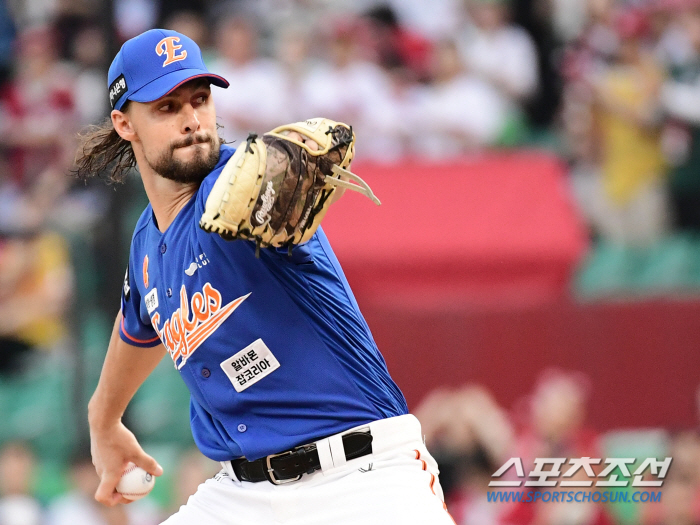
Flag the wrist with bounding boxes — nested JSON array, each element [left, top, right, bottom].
[[87, 397, 122, 432]]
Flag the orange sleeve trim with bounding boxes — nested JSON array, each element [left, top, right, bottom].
[[120, 315, 160, 344]]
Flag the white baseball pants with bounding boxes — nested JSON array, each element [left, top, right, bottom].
[[161, 415, 455, 524]]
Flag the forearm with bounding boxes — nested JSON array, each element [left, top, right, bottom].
[[88, 312, 165, 430]]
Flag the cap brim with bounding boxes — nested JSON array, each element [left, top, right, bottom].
[[128, 69, 229, 104]]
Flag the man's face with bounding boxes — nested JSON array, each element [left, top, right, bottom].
[[128, 79, 220, 184]]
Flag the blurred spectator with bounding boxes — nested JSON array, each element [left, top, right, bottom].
[[640, 431, 700, 525], [70, 25, 108, 125], [650, 2, 694, 69], [6, 0, 57, 27], [0, 24, 76, 191], [0, 442, 41, 525], [210, 15, 290, 143], [362, 5, 432, 81], [458, 0, 539, 115], [162, 11, 213, 64], [412, 39, 510, 157], [0, 229, 72, 374], [559, 0, 617, 141], [113, 0, 157, 41], [550, 0, 588, 42], [561, 1, 614, 229], [660, 4, 700, 233], [156, 0, 206, 29], [272, 22, 313, 104], [52, 0, 101, 61], [585, 8, 668, 245], [582, 0, 619, 65], [415, 386, 513, 525], [379, 0, 464, 41], [299, 19, 398, 158], [515, 369, 598, 460], [503, 369, 612, 525]]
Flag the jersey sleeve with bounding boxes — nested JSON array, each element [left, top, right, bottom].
[[118, 260, 161, 348]]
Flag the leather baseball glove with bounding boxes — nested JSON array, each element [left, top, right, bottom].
[[199, 118, 380, 255]]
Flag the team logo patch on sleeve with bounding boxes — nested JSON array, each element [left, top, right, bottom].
[[143, 255, 149, 288], [123, 267, 131, 301], [220, 339, 280, 392]]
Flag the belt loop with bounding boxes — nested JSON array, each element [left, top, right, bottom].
[[221, 461, 240, 482], [315, 437, 334, 472], [328, 434, 347, 468]]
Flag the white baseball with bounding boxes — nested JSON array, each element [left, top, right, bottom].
[[116, 462, 156, 501]]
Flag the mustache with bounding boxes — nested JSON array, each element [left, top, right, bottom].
[[170, 133, 214, 150]]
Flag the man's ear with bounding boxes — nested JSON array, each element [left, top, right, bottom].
[[111, 109, 137, 142]]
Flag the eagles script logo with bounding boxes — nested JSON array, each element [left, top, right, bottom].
[[151, 283, 250, 369]]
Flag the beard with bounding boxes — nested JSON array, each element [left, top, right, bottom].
[[146, 133, 221, 184]]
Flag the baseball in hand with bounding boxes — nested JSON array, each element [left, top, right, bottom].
[[116, 463, 156, 500]]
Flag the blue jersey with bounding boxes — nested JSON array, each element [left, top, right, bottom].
[[119, 144, 408, 462]]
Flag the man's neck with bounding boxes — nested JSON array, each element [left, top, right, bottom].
[[144, 178, 199, 233], [138, 163, 199, 233]]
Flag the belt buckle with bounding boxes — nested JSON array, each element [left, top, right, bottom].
[[265, 450, 303, 485]]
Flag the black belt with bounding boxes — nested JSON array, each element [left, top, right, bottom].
[[230, 430, 373, 485]]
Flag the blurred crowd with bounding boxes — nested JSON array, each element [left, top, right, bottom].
[[3, 0, 700, 522], [0, 442, 220, 525], [416, 369, 700, 525], [7, 0, 700, 368], [3, 0, 700, 288], [566, 0, 700, 246]]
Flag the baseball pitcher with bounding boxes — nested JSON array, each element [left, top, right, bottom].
[[77, 29, 454, 524]]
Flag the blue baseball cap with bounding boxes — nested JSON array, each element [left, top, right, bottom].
[[107, 29, 229, 111]]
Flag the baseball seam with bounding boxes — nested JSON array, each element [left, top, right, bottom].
[[119, 464, 152, 497]]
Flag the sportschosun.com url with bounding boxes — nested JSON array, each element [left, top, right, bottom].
[[487, 490, 662, 503]]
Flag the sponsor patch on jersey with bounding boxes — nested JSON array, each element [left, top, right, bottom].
[[145, 288, 159, 314], [185, 253, 210, 277], [220, 339, 280, 392]]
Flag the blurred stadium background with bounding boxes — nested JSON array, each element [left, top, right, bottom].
[[1, 0, 700, 523]]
